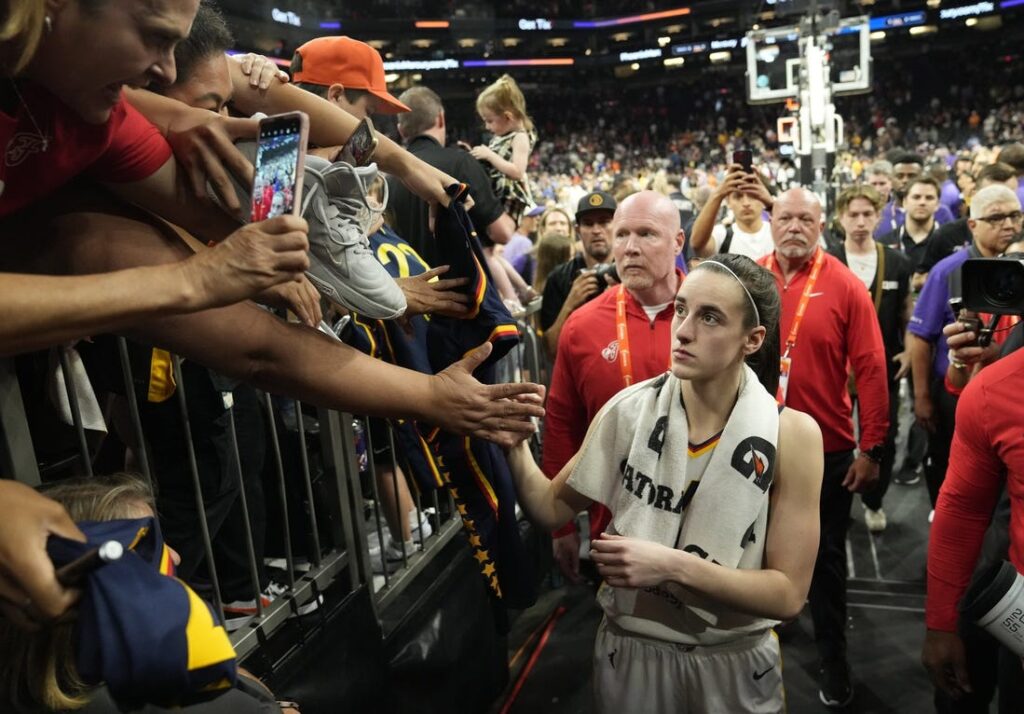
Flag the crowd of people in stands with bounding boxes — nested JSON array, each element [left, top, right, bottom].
[[3, 0, 1024, 712]]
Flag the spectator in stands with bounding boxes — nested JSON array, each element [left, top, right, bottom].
[[0, 0, 313, 357], [507, 253, 822, 714], [505, 204, 544, 282], [389, 86, 516, 270], [868, 161, 899, 238], [888, 153, 957, 230], [831, 185, 913, 534], [997, 142, 1024, 208], [688, 163, 775, 260], [908, 185, 1021, 512], [532, 228, 574, 295], [878, 176, 942, 290], [758, 187, 889, 708], [541, 191, 684, 583], [538, 191, 617, 357], [916, 162, 1019, 277], [538, 205, 573, 240]]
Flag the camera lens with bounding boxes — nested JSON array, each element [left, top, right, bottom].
[[989, 265, 1024, 307]]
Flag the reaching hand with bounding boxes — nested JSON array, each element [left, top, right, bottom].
[[255, 274, 323, 327], [184, 215, 310, 310], [396, 265, 471, 318], [167, 113, 259, 215], [231, 52, 290, 90], [590, 533, 679, 589], [564, 271, 601, 312], [0, 481, 86, 630], [429, 342, 545, 447]]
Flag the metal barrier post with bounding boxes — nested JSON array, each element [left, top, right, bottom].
[[318, 408, 369, 593], [223, 391, 264, 620], [263, 394, 295, 589], [171, 356, 224, 618], [0, 357, 40, 485], [115, 338, 152, 488], [56, 347, 92, 477]]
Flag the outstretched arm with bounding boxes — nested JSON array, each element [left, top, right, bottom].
[[590, 408, 823, 621], [506, 441, 592, 532]]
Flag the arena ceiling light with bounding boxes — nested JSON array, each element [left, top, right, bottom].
[[546, 37, 570, 47], [414, 20, 449, 29], [573, 6, 691, 29], [709, 50, 732, 63], [457, 38, 479, 48], [658, 36, 672, 46], [411, 39, 435, 48], [502, 37, 522, 47], [909, 24, 939, 34], [664, 56, 685, 67]]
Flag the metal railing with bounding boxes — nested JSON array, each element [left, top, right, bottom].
[[0, 307, 548, 663]]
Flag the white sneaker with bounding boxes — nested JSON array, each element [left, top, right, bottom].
[[222, 581, 322, 632], [864, 506, 887, 533], [368, 536, 421, 574]]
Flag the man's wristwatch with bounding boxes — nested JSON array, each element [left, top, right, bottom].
[[948, 348, 967, 371], [861, 445, 885, 464]]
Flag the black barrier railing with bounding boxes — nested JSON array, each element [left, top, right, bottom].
[[0, 306, 549, 664]]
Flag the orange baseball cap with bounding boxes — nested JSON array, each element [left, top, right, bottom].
[[291, 36, 410, 114]]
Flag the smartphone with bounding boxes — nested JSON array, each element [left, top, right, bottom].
[[339, 117, 379, 167], [733, 149, 753, 173], [251, 111, 309, 223], [948, 296, 982, 346]]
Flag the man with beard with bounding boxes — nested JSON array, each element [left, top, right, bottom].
[[539, 191, 617, 357], [542, 191, 685, 583], [879, 176, 942, 291], [758, 188, 889, 708]]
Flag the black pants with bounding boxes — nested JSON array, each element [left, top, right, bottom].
[[862, 378, 899, 511], [924, 375, 959, 508], [809, 449, 855, 663]]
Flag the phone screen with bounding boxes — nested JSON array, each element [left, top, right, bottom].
[[343, 118, 378, 167], [251, 114, 306, 222]]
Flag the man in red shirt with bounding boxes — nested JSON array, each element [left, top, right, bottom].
[[542, 190, 684, 582], [758, 187, 889, 708]]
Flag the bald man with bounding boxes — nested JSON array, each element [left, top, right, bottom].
[[758, 188, 889, 708], [542, 191, 686, 583]]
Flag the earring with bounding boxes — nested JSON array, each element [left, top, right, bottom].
[[44, 15, 53, 34]]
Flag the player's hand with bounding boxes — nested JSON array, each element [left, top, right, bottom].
[[565, 271, 601, 312], [892, 350, 911, 380], [255, 274, 322, 327], [590, 533, 678, 589], [842, 454, 880, 493], [183, 215, 310, 310], [552, 532, 582, 584], [167, 113, 258, 215], [922, 629, 972, 700], [0, 482, 86, 631], [915, 394, 938, 433], [429, 342, 544, 447], [231, 52, 290, 90]]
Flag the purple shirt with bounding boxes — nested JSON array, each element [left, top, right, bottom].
[[502, 232, 533, 268], [909, 247, 972, 378], [940, 179, 961, 216], [1017, 184, 1024, 210]]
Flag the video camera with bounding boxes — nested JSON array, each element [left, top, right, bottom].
[[962, 258, 1024, 316], [577, 263, 620, 300]]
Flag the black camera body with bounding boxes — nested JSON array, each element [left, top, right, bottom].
[[593, 262, 620, 290], [962, 258, 1024, 316]]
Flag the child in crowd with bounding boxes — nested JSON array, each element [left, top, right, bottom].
[[470, 74, 537, 223]]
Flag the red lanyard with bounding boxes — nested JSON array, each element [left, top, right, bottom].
[[766, 248, 825, 358], [615, 285, 634, 387]]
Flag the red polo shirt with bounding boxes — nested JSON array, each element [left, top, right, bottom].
[[927, 347, 1024, 631], [758, 249, 889, 453], [542, 275, 680, 539]]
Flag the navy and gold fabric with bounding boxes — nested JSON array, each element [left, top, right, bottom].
[[46, 518, 237, 707]]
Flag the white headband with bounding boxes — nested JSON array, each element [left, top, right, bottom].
[[698, 260, 761, 327]]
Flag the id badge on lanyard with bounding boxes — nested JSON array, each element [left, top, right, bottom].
[[767, 249, 824, 405], [778, 353, 793, 404]]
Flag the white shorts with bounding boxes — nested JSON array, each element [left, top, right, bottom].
[[592, 618, 786, 714]]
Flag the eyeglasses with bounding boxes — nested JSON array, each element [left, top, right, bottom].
[[976, 211, 1024, 226]]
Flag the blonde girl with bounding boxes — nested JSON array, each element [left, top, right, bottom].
[[469, 74, 536, 223]]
